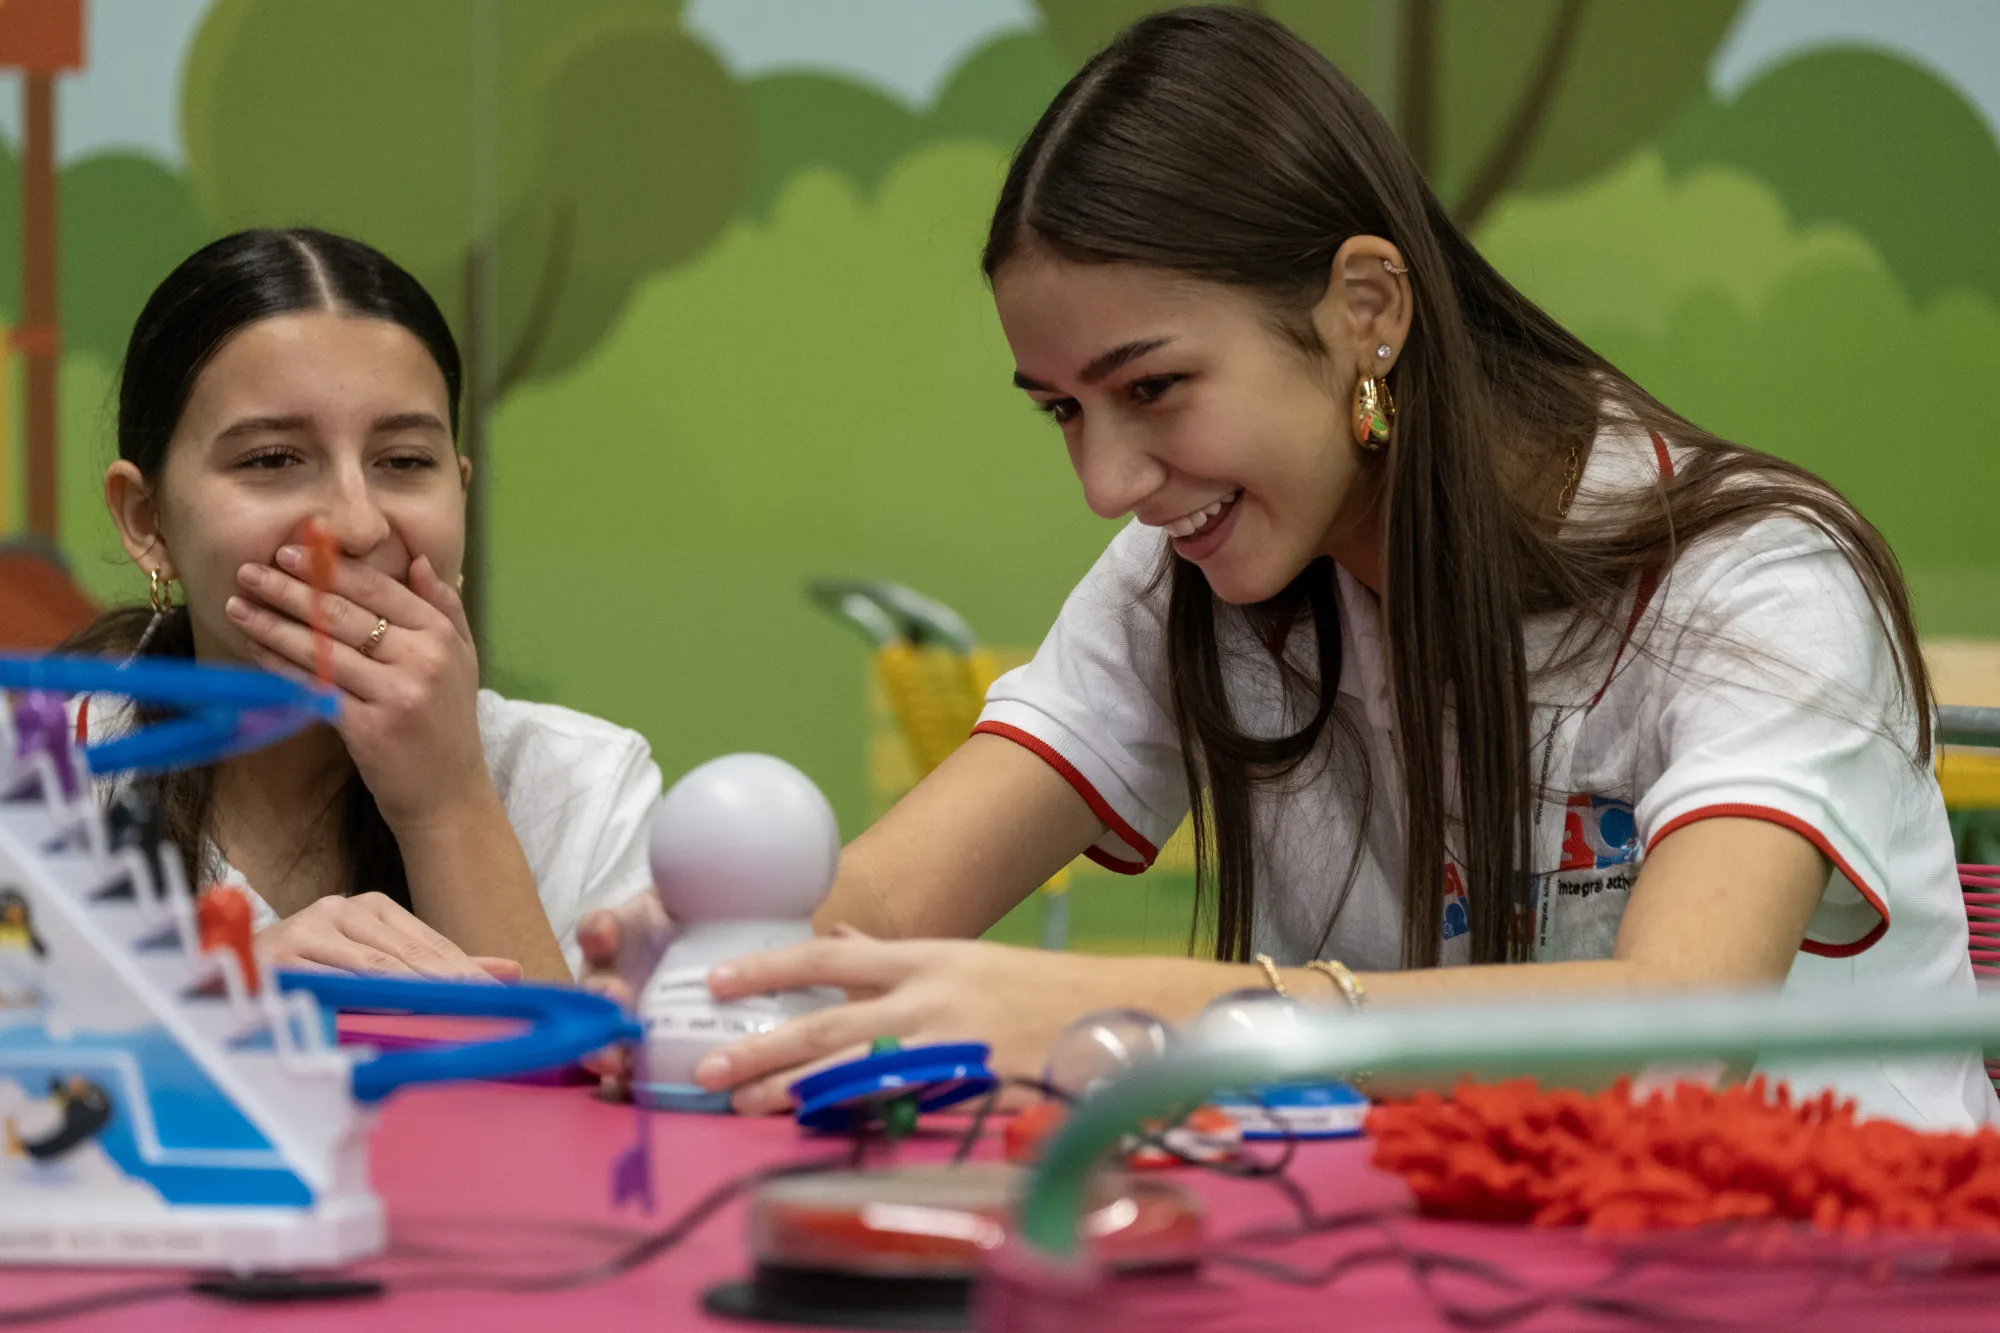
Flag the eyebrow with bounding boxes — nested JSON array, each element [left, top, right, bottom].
[[213, 411, 448, 440], [215, 414, 311, 440], [372, 412, 448, 434], [1012, 336, 1177, 393]]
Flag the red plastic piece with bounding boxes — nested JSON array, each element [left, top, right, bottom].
[[1368, 1076, 2000, 1237], [1005, 1099, 1069, 1164], [197, 884, 259, 994], [1003, 1100, 1242, 1170]]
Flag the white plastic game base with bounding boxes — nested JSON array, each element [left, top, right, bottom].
[[0, 1194, 384, 1271]]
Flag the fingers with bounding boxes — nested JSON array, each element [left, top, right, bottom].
[[707, 935, 921, 1002], [576, 909, 622, 967], [236, 559, 392, 653], [273, 544, 441, 631], [580, 968, 637, 1085], [581, 970, 634, 1011], [410, 556, 476, 648], [579, 893, 677, 999], [693, 995, 901, 1102], [731, 1041, 873, 1116], [473, 956, 522, 983], [343, 894, 497, 981], [260, 924, 426, 978], [229, 588, 391, 697]]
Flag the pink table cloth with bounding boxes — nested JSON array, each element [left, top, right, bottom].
[[7, 1080, 2000, 1331]]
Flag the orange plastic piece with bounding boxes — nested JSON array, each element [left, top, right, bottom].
[[1368, 1076, 2000, 1237], [196, 884, 259, 994], [296, 515, 337, 686]]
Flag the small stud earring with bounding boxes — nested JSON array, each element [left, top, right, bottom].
[[1376, 344, 1392, 359]]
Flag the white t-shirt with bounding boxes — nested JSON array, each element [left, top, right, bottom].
[[978, 425, 1997, 1130], [90, 691, 661, 979]]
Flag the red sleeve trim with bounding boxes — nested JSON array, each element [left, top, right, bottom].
[[972, 721, 1159, 873], [75, 696, 89, 745], [1646, 802, 1889, 958]]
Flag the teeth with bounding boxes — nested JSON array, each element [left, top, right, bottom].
[[1160, 491, 1238, 539]]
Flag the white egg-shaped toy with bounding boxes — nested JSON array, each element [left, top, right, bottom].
[[648, 753, 840, 924], [636, 754, 844, 1113]]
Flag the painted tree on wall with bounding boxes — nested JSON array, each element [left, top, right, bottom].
[[1033, 0, 1741, 227], [180, 0, 751, 640]]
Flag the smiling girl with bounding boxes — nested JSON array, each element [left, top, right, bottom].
[[70, 228, 661, 984], [581, 8, 1990, 1128]]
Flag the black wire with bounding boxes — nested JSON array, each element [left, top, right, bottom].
[[392, 1136, 866, 1294], [0, 1280, 193, 1328], [952, 1076, 1074, 1166]]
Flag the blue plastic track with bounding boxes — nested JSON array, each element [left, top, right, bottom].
[[0, 653, 340, 775], [274, 972, 641, 1102]]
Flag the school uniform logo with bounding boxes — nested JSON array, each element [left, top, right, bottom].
[[1537, 795, 1640, 961], [1559, 794, 1639, 871], [1441, 862, 1470, 941]]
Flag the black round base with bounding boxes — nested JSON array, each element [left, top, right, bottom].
[[703, 1264, 972, 1330]]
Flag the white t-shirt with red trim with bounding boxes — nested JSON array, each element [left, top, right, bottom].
[[977, 425, 1996, 1130]]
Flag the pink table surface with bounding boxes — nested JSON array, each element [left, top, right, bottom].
[[8, 1080, 2000, 1331]]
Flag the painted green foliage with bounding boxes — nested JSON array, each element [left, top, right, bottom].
[[0, 145, 203, 366], [1479, 152, 2000, 632], [743, 32, 1072, 220], [1660, 48, 2000, 311]]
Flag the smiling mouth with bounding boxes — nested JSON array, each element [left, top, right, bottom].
[[1158, 490, 1241, 540]]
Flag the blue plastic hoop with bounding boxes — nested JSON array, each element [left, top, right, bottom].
[[790, 1042, 997, 1132], [275, 971, 641, 1103], [0, 653, 340, 776]]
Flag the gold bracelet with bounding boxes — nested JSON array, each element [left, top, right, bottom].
[[1307, 958, 1368, 1012], [1252, 953, 1290, 998]]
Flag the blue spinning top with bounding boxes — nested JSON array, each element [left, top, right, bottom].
[[790, 1040, 996, 1133]]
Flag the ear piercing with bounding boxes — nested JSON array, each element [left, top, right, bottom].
[[1376, 344, 1392, 359]]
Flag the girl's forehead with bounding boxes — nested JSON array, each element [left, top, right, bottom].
[[996, 258, 1259, 351], [171, 313, 450, 438]]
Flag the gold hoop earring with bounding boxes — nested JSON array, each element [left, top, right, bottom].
[[147, 568, 175, 614], [1351, 375, 1395, 451]]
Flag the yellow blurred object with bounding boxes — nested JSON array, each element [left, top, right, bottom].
[[875, 642, 998, 775], [863, 640, 1073, 897], [1940, 747, 2000, 811]]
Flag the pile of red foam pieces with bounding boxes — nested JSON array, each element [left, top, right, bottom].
[[1367, 1077, 2000, 1236]]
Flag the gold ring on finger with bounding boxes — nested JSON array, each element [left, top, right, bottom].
[[360, 617, 390, 658]]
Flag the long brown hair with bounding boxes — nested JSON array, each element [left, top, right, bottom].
[[984, 7, 1930, 967], [65, 228, 464, 908]]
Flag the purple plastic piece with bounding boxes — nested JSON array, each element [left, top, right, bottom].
[[11, 690, 78, 798], [610, 1098, 655, 1214]]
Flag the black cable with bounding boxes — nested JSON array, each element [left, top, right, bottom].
[[391, 1136, 866, 1294], [0, 1280, 194, 1328], [952, 1076, 1074, 1166]]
